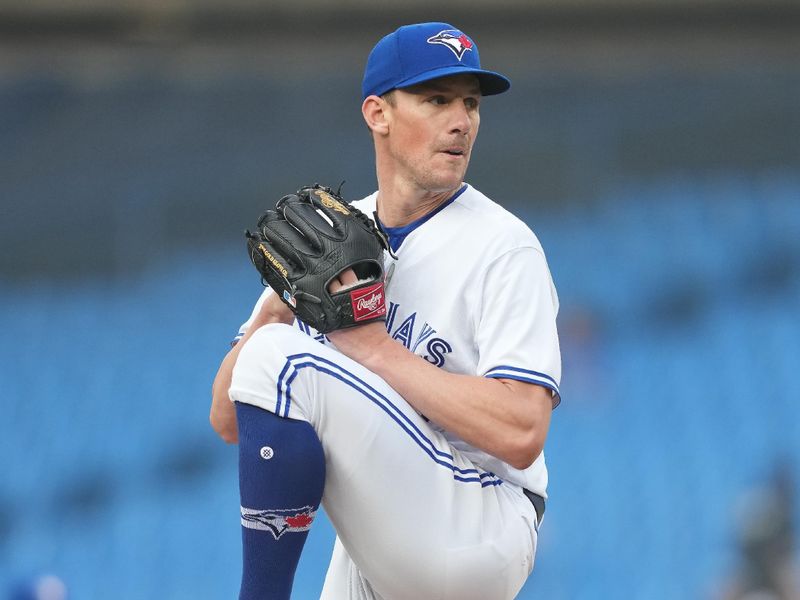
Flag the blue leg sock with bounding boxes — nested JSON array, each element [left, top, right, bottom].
[[236, 402, 326, 600]]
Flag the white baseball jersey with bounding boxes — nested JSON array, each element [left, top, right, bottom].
[[236, 183, 561, 495], [230, 183, 561, 599]]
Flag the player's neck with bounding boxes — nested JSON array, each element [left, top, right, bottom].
[[375, 181, 462, 228]]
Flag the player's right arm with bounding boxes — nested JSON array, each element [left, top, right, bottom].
[[210, 290, 293, 443]]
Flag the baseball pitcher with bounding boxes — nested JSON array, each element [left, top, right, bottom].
[[210, 22, 561, 600]]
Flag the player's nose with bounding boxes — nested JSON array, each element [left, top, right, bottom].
[[447, 101, 472, 135]]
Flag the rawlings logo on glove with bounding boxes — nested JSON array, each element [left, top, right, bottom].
[[351, 282, 386, 322], [245, 184, 391, 334]]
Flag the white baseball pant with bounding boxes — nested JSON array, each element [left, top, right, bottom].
[[230, 323, 538, 600]]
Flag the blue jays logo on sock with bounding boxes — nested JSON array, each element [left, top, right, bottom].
[[426, 30, 474, 60], [241, 505, 316, 539]]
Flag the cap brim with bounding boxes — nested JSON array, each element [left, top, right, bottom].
[[394, 65, 511, 96]]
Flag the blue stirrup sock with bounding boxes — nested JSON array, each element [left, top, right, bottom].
[[236, 402, 326, 600]]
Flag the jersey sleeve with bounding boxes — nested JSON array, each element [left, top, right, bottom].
[[475, 246, 562, 407]]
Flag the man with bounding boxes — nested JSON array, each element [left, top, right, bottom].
[[211, 22, 561, 599]]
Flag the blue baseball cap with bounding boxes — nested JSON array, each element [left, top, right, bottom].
[[362, 22, 511, 100]]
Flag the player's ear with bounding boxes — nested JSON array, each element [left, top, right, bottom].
[[362, 95, 390, 136]]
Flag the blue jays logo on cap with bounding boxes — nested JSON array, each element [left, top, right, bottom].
[[361, 22, 511, 99], [427, 30, 474, 61]]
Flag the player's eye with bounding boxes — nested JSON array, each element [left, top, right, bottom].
[[464, 97, 480, 110], [429, 95, 448, 105]]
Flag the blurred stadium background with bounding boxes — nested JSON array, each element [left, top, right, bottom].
[[1, 0, 799, 598]]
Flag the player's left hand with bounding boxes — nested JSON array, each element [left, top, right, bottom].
[[328, 266, 360, 293]]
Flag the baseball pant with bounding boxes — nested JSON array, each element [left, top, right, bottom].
[[230, 323, 538, 600]]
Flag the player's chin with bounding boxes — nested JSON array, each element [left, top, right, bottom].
[[428, 160, 469, 189], [424, 175, 465, 195]]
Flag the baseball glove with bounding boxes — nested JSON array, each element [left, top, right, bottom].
[[245, 184, 391, 334]]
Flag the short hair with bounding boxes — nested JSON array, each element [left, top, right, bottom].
[[381, 90, 396, 106]]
